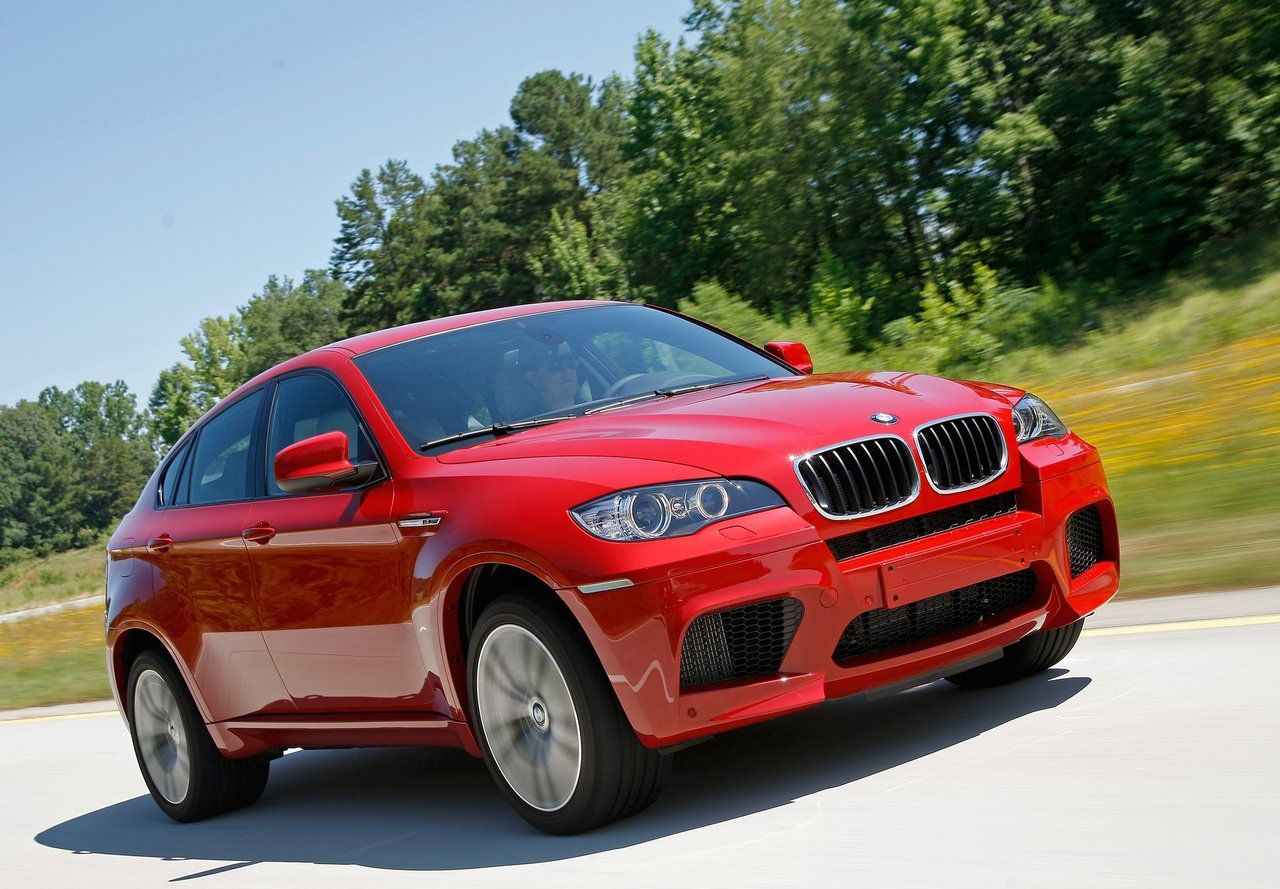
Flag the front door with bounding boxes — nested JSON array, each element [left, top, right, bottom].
[[245, 371, 429, 713]]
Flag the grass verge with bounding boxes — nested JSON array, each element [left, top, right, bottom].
[[0, 545, 105, 614], [0, 605, 110, 711]]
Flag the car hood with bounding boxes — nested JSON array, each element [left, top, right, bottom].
[[436, 371, 1017, 477]]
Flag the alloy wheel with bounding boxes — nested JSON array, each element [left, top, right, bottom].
[[133, 669, 191, 804], [475, 624, 582, 812]]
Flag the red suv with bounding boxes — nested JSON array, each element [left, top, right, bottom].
[[106, 301, 1118, 833]]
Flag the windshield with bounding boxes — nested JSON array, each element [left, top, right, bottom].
[[353, 303, 793, 451]]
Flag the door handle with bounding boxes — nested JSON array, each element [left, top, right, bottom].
[[147, 533, 173, 553], [241, 522, 277, 544]]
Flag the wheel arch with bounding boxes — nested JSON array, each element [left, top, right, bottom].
[[436, 557, 624, 727], [109, 622, 213, 723]]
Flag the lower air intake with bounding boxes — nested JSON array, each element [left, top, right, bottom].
[[833, 569, 1037, 663], [680, 597, 804, 690], [1066, 504, 1104, 578]]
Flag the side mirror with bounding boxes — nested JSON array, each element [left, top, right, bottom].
[[273, 431, 379, 495], [765, 341, 814, 374]]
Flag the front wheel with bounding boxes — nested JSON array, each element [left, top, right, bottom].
[[468, 595, 670, 834], [126, 651, 270, 822], [946, 617, 1085, 689]]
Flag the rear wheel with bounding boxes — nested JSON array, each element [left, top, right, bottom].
[[946, 617, 1085, 688], [468, 595, 671, 834], [127, 651, 269, 822]]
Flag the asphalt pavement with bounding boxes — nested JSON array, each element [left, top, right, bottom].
[[2, 589, 1278, 888]]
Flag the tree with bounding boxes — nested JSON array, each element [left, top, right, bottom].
[[331, 160, 432, 333], [530, 208, 627, 301], [148, 271, 350, 448], [0, 382, 154, 556], [235, 270, 348, 380], [38, 381, 155, 536], [148, 364, 204, 450], [0, 401, 79, 554], [180, 315, 243, 408]]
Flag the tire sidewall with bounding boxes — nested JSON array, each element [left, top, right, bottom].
[[466, 596, 606, 833]]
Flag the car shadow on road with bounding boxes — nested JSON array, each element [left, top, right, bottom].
[[36, 670, 1088, 876]]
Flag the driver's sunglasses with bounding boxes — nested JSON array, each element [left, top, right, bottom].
[[537, 358, 578, 374]]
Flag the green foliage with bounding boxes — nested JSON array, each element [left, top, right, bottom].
[[331, 161, 431, 332], [235, 271, 347, 380], [179, 315, 244, 409], [0, 383, 153, 556], [147, 364, 204, 451], [877, 264, 1002, 375], [530, 208, 627, 301], [809, 253, 877, 350], [17, 0, 1280, 568], [678, 281, 856, 373], [149, 271, 351, 448]]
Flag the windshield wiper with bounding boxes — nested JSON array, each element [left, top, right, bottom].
[[585, 374, 772, 416], [654, 373, 770, 397], [583, 391, 667, 414], [419, 414, 577, 451]]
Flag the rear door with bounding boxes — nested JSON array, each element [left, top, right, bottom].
[[146, 389, 294, 721], [245, 370, 429, 713]]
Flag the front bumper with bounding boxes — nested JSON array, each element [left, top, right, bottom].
[[571, 454, 1119, 749]]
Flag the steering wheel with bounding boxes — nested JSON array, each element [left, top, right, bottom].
[[602, 373, 649, 399]]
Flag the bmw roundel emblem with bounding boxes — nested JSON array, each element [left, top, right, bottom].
[[870, 412, 898, 425]]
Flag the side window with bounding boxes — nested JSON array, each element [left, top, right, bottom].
[[186, 391, 263, 506], [266, 374, 376, 496], [157, 440, 192, 507]]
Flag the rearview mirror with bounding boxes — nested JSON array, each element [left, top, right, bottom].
[[764, 341, 814, 374], [273, 431, 379, 495]]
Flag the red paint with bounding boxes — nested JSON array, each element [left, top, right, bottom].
[[272, 430, 358, 492], [106, 301, 1119, 758], [765, 340, 814, 373]]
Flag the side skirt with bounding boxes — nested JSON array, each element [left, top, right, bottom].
[[207, 711, 482, 759]]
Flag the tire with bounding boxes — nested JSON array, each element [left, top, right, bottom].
[[945, 617, 1085, 689], [467, 595, 671, 834], [126, 651, 270, 822]]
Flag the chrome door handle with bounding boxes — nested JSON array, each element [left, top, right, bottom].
[[241, 523, 276, 544], [147, 534, 173, 553]]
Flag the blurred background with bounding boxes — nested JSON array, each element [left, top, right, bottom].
[[2, 0, 1278, 712]]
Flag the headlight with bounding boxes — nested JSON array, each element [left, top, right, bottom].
[[571, 479, 784, 541], [1012, 393, 1068, 443]]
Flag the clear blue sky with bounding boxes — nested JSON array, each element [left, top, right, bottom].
[[0, 0, 691, 408]]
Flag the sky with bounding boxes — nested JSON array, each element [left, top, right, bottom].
[[0, 0, 691, 408]]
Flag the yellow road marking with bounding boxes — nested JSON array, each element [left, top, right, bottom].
[[1084, 613, 1280, 637], [0, 709, 116, 726]]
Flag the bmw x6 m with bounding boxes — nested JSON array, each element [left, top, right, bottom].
[[106, 301, 1118, 833]]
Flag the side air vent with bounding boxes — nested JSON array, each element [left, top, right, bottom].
[[1066, 504, 1104, 577], [680, 597, 804, 690], [915, 414, 1008, 493], [795, 435, 919, 519]]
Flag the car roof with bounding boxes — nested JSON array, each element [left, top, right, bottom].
[[212, 300, 625, 416], [329, 299, 616, 358]]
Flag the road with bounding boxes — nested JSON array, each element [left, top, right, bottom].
[[3, 591, 1278, 888]]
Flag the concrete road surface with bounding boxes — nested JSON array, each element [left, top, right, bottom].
[[3, 596, 1278, 888]]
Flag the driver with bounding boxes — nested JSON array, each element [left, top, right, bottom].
[[519, 341, 582, 413]]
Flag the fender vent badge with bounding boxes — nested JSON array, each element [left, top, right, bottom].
[[397, 515, 443, 529]]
